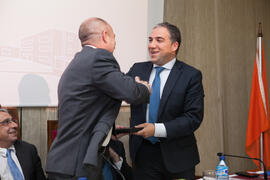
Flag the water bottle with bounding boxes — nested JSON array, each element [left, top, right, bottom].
[[216, 155, 229, 179]]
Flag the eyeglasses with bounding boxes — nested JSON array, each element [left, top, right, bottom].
[[0, 118, 18, 126], [0, 108, 8, 113]]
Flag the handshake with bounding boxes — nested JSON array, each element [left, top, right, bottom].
[[135, 76, 151, 93]]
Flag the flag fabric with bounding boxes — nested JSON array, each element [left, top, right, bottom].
[[246, 36, 270, 170]]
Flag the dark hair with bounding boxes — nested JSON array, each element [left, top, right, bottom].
[[154, 22, 181, 55]]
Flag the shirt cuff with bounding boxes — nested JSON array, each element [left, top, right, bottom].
[[154, 123, 167, 137], [114, 157, 123, 170]]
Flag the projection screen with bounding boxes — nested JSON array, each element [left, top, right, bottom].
[[0, 0, 164, 106]]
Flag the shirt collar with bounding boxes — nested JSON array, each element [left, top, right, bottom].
[[85, 45, 97, 49], [0, 145, 16, 157], [153, 58, 176, 70]]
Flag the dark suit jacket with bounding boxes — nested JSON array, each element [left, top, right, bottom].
[[46, 46, 149, 177], [14, 140, 46, 180], [128, 60, 204, 173], [109, 140, 132, 180]]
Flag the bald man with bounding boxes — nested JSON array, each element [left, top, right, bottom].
[[46, 17, 150, 180]]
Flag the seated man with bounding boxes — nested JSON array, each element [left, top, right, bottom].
[[0, 108, 46, 180], [105, 136, 133, 180]]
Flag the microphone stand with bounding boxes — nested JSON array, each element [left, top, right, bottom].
[[217, 153, 267, 180]]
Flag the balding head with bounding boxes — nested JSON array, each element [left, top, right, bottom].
[[78, 17, 116, 52], [79, 17, 107, 45]]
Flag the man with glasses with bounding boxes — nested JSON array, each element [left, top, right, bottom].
[[0, 108, 46, 180]]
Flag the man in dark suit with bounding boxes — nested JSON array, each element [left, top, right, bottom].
[[107, 136, 133, 180], [128, 22, 204, 180], [46, 17, 150, 180], [0, 108, 46, 180]]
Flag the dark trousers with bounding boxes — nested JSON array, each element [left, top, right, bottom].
[[47, 172, 105, 180], [47, 149, 106, 180], [133, 139, 195, 180], [47, 173, 75, 180]]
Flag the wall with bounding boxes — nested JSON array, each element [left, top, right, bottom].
[[164, 0, 270, 175]]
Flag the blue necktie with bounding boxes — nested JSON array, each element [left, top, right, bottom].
[[102, 161, 113, 180], [6, 149, 24, 180], [148, 66, 164, 144], [78, 177, 87, 180]]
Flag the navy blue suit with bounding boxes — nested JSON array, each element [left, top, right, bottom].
[[128, 60, 204, 177]]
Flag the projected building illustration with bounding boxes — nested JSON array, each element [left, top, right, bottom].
[[0, 30, 80, 76]]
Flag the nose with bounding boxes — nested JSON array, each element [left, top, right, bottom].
[[10, 121, 18, 128], [148, 41, 156, 49]]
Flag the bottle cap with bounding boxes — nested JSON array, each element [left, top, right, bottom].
[[219, 155, 225, 160]]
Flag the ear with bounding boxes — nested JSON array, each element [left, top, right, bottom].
[[171, 41, 179, 52], [101, 30, 108, 44]]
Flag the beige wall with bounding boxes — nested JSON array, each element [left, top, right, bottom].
[[164, 0, 270, 175]]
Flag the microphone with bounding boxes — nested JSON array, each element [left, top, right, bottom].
[[217, 152, 267, 180]]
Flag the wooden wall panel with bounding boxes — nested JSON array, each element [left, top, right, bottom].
[[21, 107, 57, 169]]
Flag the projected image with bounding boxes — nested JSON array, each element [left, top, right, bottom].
[[0, 0, 163, 106], [0, 30, 80, 106], [0, 30, 79, 76]]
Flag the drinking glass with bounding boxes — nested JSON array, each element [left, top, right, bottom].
[[203, 170, 216, 180]]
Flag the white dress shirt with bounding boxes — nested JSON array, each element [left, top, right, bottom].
[[0, 145, 25, 180], [114, 157, 123, 170], [146, 58, 176, 137]]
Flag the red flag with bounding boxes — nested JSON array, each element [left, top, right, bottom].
[[246, 29, 270, 170]]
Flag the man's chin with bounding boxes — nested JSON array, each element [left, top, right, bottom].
[[9, 134, 18, 140], [11, 138, 18, 143], [150, 58, 158, 63]]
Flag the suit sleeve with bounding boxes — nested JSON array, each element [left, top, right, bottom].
[[92, 50, 149, 105], [164, 70, 204, 140]]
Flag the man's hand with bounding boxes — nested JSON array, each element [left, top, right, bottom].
[[135, 76, 151, 93], [114, 125, 129, 139], [134, 123, 155, 138], [109, 147, 121, 163]]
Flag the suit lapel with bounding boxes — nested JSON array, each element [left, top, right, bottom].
[[142, 62, 153, 116], [142, 62, 153, 81], [158, 60, 183, 119], [14, 141, 27, 178]]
